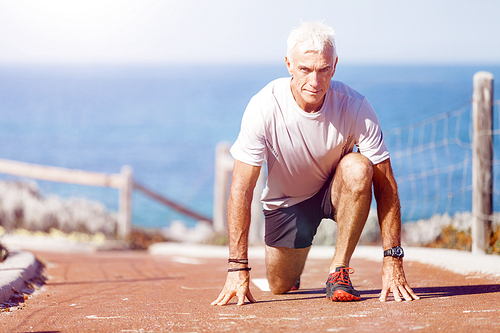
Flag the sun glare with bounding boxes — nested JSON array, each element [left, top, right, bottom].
[[11, 0, 143, 37], [0, 0, 156, 62]]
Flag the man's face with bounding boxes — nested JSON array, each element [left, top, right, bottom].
[[285, 44, 337, 113]]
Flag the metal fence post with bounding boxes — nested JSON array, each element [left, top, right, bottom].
[[472, 71, 494, 254]]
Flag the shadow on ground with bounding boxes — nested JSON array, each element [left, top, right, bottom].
[[358, 284, 500, 300]]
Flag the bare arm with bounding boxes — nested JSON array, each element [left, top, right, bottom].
[[372, 158, 419, 302], [211, 160, 261, 306]]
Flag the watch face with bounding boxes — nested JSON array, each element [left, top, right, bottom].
[[394, 247, 404, 257]]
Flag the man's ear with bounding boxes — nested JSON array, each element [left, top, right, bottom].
[[332, 57, 339, 77], [285, 56, 293, 76]]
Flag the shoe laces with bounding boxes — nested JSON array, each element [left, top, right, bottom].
[[328, 267, 355, 286]]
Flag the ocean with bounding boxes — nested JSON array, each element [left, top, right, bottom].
[[1, 64, 499, 228]]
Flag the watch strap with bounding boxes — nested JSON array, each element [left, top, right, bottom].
[[384, 246, 404, 258]]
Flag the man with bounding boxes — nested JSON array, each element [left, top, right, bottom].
[[212, 21, 419, 306]]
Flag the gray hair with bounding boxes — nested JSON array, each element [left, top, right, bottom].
[[286, 21, 337, 64]]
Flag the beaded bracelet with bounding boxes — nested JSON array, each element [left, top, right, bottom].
[[228, 267, 252, 272], [228, 258, 249, 264]]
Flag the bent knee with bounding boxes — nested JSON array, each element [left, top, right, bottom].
[[336, 154, 373, 190], [265, 246, 309, 294], [268, 278, 296, 295]]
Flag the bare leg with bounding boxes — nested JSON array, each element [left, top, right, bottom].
[[265, 245, 310, 294], [330, 153, 373, 271]]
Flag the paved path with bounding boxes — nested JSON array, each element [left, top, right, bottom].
[[1, 245, 499, 332]]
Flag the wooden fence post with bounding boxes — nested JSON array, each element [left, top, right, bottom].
[[213, 142, 233, 234], [118, 165, 133, 240], [472, 71, 494, 254], [213, 142, 266, 244], [249, 167, 266, 245]]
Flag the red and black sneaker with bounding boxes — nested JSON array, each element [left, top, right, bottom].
[[326, 267, 361, 301], [289, 277, 300, 291]]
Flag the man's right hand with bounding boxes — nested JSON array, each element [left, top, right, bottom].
[[212, 160, 260, 306], [211, 270, 256, 306]]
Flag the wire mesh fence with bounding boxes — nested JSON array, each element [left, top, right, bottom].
[[385, 99, 500, 223]]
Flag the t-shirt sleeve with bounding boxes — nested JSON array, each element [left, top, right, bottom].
[[354, 98, 390, 165], [230, 96, 267, 166]]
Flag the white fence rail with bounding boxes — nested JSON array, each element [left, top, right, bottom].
[[0, 159, 133, 240]]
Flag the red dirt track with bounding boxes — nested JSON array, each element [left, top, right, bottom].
[[1, 250, 499, 332]]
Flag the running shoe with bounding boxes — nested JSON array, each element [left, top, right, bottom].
[[289, 277, 300, 291], [326, 267, 361, 301]]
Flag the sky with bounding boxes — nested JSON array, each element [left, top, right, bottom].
[[0, 0, 499, 65]]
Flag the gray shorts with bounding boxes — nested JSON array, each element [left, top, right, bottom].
[[263, 174, 335, 249]]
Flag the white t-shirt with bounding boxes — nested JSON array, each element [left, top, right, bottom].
[[231, 77, 389, 210]]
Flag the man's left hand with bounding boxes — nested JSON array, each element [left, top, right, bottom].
[[379, 256, 420, 302]]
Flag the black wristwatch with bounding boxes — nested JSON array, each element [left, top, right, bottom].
[[384, 246, 404, 259]]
